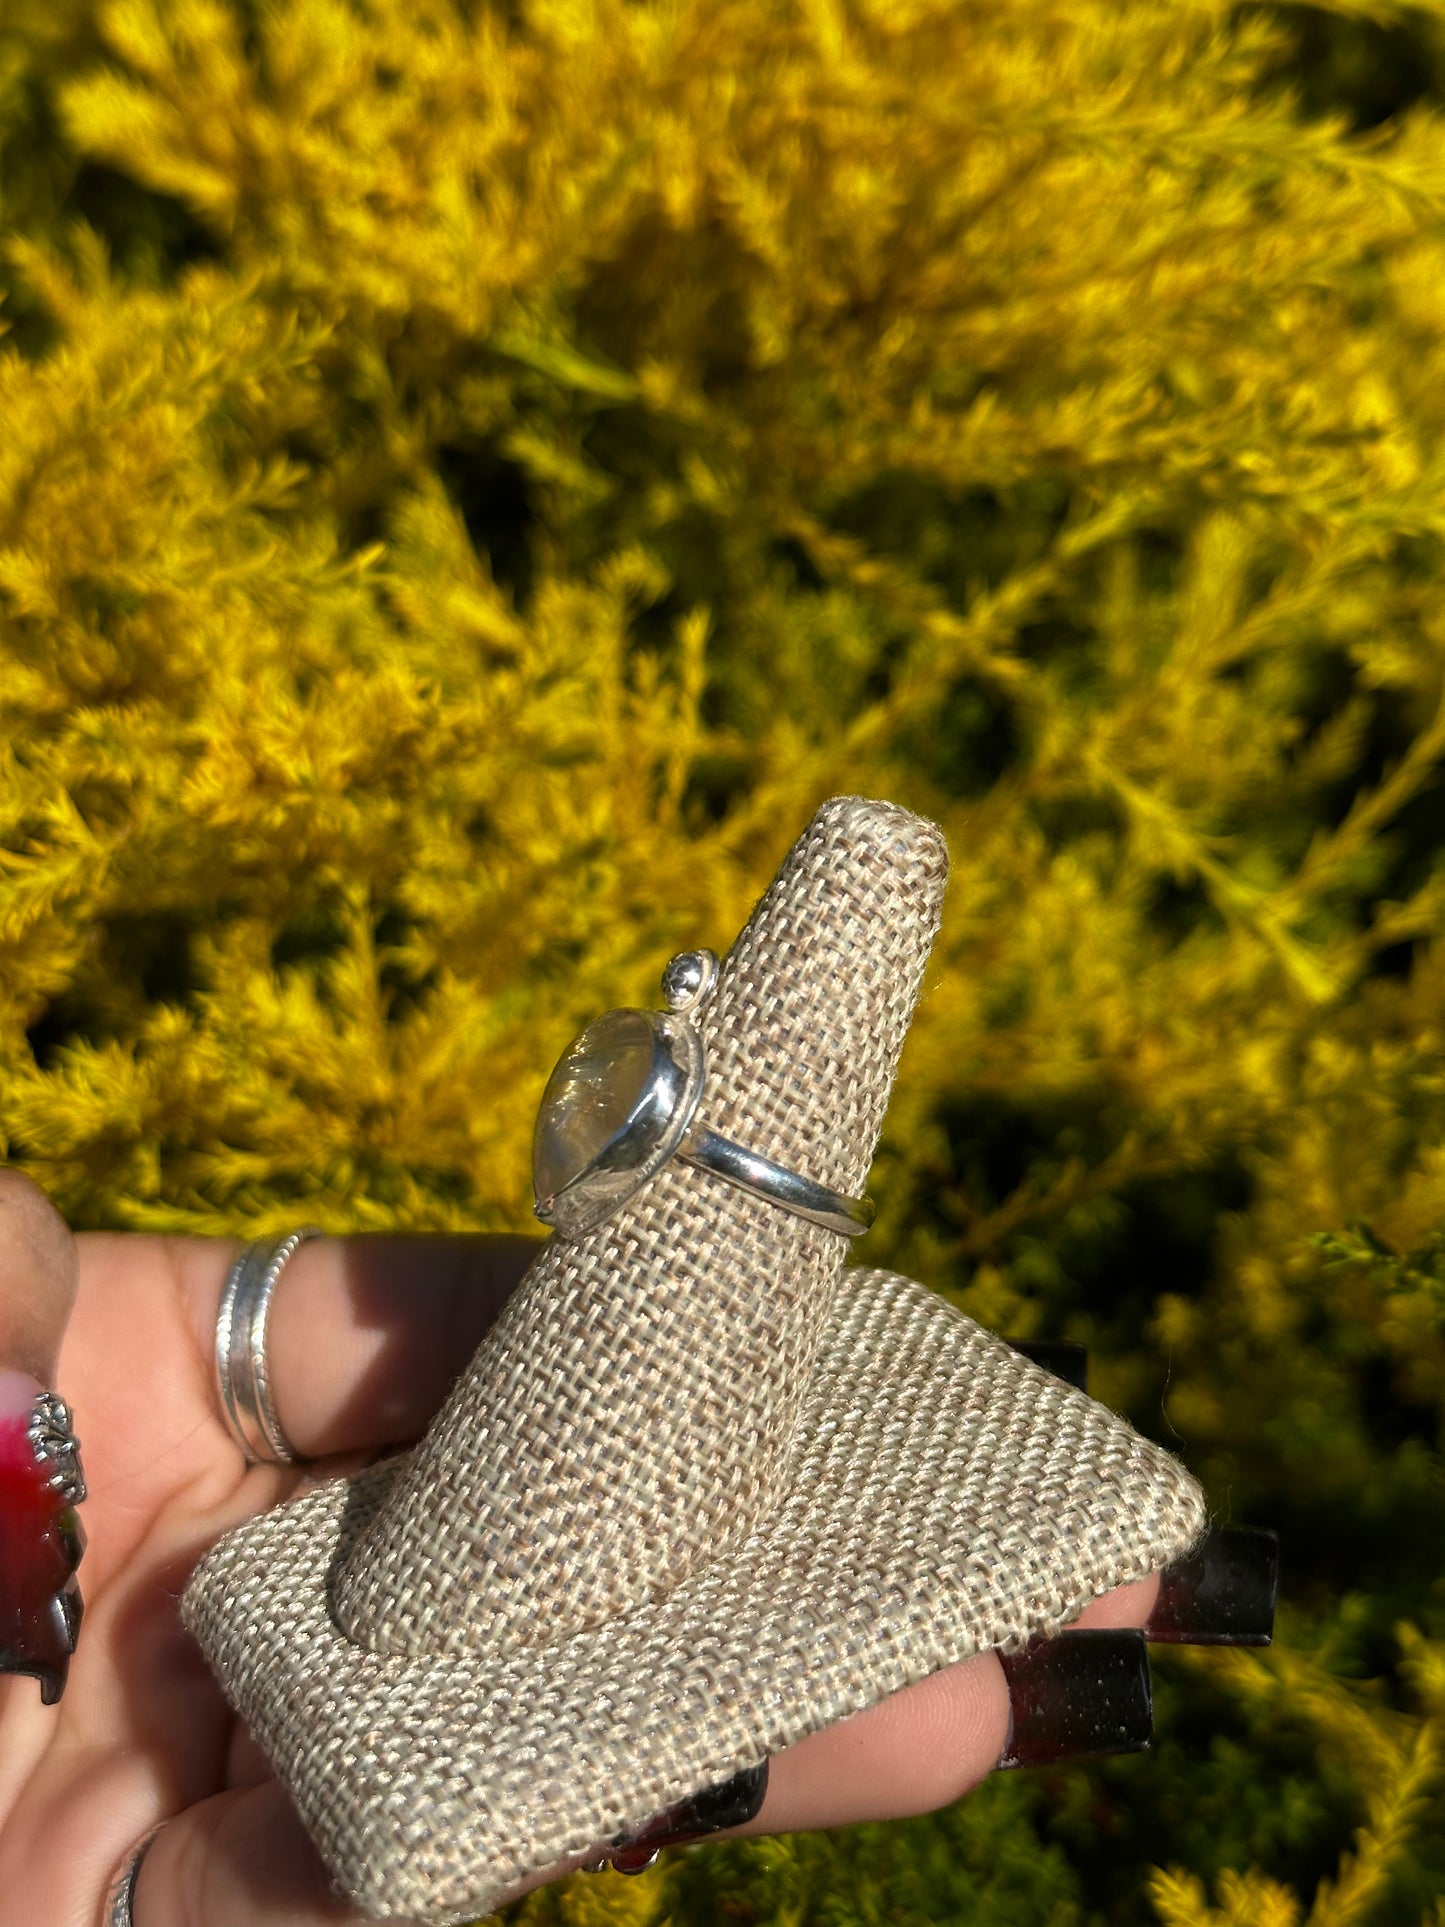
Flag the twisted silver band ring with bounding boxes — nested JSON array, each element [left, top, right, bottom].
[[214, 1228, 322, 1465]]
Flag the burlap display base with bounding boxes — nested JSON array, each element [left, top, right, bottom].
[[331, 795, 951, 1656], [182, 798, 1208, 1923]]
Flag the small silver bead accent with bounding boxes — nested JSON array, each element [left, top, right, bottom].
[[661, 948, 718, 1013]]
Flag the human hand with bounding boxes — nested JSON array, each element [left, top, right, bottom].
[[0, 1173, 1273, 1925]]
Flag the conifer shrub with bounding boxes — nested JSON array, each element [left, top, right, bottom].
[[2, 1, 1443, 1921]]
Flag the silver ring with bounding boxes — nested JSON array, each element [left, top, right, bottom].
[[532, 950, 875, 1242], [103, 1824, 162, 1926], [28, 1390, 86, 1505], [214, 1229, 322, 1464]]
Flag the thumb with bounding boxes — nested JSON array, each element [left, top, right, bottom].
[[0, 1170, 79, 1386], [0, 1170, 85, 1705]]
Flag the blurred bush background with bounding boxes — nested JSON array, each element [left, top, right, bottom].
[[2, 0, 1444, 1921]]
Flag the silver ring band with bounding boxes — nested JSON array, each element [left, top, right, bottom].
[[214, 1229, 322, 1465], [103, 1824, 162, 1927], [532, 952, 879, 1242], [678, 1127, 875, 1236]]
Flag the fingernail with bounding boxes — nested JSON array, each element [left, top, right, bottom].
[[1008, 1341, 1088, 1392], [1, 1378, 87, 1705], [1145, 1527, 1278, 1646], [602, 1761, 770, 1872], [996, 1629, 1152, 1769]]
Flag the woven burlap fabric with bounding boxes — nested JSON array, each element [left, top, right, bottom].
[[181, 795, 1210, 1922], [333, 795, 949, 1655], [184, 1275, 1207, 1923]]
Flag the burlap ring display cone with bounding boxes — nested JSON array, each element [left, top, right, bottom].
[[183, 796, 1209, 1923]]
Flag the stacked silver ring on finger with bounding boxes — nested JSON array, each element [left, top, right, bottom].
[[103, 1824, 162, 1927], [214, 1229, 322, 1465]]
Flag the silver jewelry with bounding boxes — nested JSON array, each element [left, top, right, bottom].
[[214, 1229, 322, 1464], [533, 950, 875, 1241], [28, 1390, 86, 1504], [103, 1824, 162, 1926]]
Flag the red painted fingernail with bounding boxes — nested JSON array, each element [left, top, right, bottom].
[[0, 1372, 53, 1433], [0, 1373, 87, 1705]]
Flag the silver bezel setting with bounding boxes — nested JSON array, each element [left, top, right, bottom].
[[534, 1008, 706, 1239], [533, 945, 875, 1241]]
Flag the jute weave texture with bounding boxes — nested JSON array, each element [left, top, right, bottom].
[[182, 796, 1208, 1921], [333, 795, 947, 1654]]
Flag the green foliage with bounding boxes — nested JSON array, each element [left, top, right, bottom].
[[2, 0, 1445, 1921]]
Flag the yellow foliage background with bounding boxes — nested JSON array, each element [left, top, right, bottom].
[[2, 0, 1444, 1920]]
